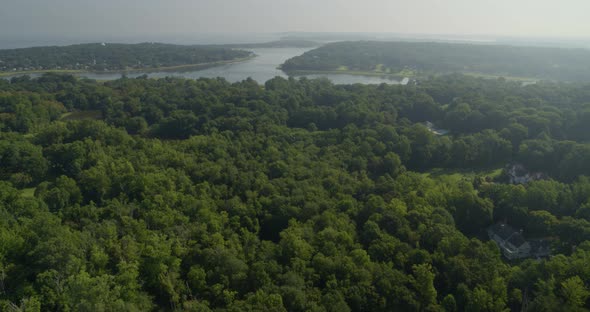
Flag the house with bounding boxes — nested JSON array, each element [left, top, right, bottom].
[[529, 239, 551, 258], [424, 121, 450, 136], [507, 163, 545, 184], [487, 223, 531, 260]]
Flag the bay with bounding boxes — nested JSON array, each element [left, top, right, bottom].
[[4, 48, 405, 85]]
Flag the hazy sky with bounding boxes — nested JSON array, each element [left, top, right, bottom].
[[1, 0, 589, 40]]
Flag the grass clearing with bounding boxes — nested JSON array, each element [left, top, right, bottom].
[[398, 69, 416, 76], [21, 188, 36, 198], [60, 110, 103, 121]]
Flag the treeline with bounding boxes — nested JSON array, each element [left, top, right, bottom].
[[1, 74, 590, 310], [0, 43, 252, 72], [281, 41, 590, 81]]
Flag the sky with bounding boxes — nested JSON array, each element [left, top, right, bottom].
[[1, 0, 589, 42]]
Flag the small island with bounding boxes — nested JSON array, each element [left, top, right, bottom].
[[280, 41, 590, 81], [0, 42, 254, 76]]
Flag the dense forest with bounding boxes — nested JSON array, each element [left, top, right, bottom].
[[281, 41, 590, 81], [0, 43, 252, 73], [2, 73, 590, 311]]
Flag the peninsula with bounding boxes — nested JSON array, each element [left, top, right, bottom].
[[0, 42, 253, 76]]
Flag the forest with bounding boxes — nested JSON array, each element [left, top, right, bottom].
[[281, 41, 590, 81], [1, 73, 590, 311], [0, 43, 252, 73]]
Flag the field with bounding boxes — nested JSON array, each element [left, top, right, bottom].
[[60, 110, 103, 121], [20, 187, 36, 198]]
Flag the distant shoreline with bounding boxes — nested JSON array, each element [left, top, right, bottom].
[[0, 55, 257, 78], [282, 69, 409, 79], [283, 68, 538, 82]]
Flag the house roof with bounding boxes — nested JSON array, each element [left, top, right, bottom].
[[507, 233, 526, 248], [489, 223, 515, 241], [529, 239, 550, 252]]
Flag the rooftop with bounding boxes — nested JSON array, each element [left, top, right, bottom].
[[507, 232, 527, 248], [489, 223, 516, 241]]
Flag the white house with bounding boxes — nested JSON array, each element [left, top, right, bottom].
[[424, 121, 450, 136], [487, 223, 531, 260], [507, 164, 545, 184]]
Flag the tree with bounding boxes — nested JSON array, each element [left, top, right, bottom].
[[441, 294, 457, 312], [412, 263, 438, 310], [526, 210, 558, 237], [36, 175, 82, 212], [560, 276, 590, 309], [451, 190, 493, 235]]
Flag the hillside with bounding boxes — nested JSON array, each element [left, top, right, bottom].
[[1, 73, 590, 310], [0, 42, 253, 73], [281, 41, 590, 81]]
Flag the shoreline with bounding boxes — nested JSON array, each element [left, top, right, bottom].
[[0, 55, 257, 78], [283, 68, 539, 82], [460, 71, 540, 82], [283, 68, 410, 79]]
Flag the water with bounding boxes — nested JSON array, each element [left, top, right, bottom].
[[75, 48, 405, 85], [79, 48, 307, 82], [3, 47, 405, 85]]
